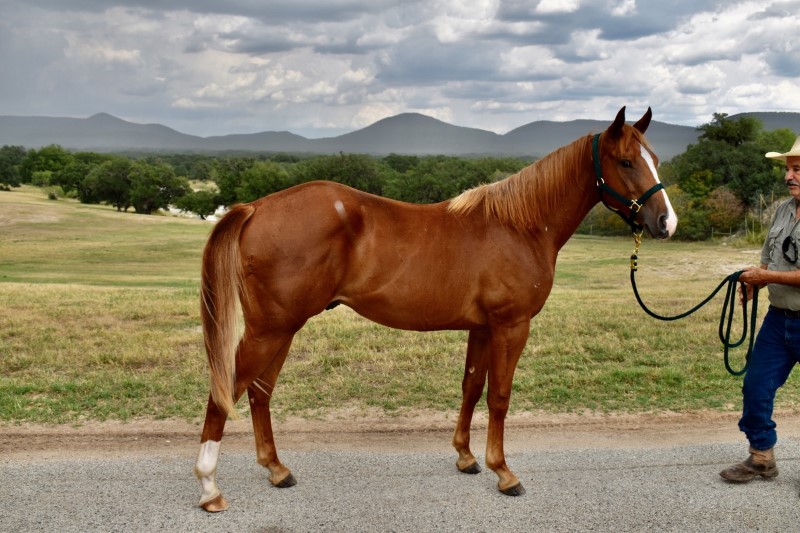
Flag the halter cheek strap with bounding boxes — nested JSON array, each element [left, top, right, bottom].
[[592, 133, 664, 233]]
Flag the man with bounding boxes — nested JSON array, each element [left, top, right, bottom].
[[720, 137, 800, 483]]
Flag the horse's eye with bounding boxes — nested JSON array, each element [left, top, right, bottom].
[[620, 160, 633, 169]]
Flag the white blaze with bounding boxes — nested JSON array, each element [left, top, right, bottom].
[[640, 144, 678, 237]]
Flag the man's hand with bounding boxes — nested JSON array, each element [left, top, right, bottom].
[[738, 266, 770, 287], [738, 282, 755, 304], [737, 265, 769, 304]]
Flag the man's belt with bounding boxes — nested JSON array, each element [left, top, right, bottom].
[[769, 305, 800, 318]]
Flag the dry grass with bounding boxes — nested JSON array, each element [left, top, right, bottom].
[[2, 186, 798, 423]]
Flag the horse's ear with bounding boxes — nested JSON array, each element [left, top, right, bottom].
[[633, 107, 652, 134], [607, 106, 626, 138]]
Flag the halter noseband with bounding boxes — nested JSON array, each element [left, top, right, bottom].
[[592, 133, 664, 234]]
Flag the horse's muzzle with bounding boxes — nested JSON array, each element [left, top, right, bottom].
[[653, 212, 676, 239]]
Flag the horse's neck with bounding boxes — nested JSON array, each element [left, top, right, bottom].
[[536, 140, 600, 251]]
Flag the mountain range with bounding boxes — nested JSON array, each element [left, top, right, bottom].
[[0, 111, 797, 160]]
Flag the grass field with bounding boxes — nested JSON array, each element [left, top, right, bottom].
[[2, 186, 798, 424]]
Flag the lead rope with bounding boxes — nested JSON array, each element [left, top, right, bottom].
[[629, 232, 759, 376]]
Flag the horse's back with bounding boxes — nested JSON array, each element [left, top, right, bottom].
[[244, 180, 449, 244]]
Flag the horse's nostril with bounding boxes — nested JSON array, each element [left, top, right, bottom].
[[658, 214, 668, 233]]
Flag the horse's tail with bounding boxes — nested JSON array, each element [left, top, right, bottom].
[[200, 203, 256, 418]]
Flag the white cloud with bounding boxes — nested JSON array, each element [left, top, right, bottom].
[[610, 0, 637, 17], [0, 0, 799, 138], [674, 64, 725, 95], [535, 0, 580, 14], [427, 0, 498, 43]]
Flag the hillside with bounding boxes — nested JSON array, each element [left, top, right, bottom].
[[0, 110, 796, 160], [307, 113, 504, 155]]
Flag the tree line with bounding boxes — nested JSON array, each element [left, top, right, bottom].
[[0, 146, 529, 218], [0, 113, 795, 240]]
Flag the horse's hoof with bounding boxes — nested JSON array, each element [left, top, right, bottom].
[[500, 482, 526, 497], [200, 494, 229, 513], [458, 461, 482, 475], [273, 473, 297, 488]]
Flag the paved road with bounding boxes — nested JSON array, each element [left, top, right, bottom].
[[3, 439, 800, 532]]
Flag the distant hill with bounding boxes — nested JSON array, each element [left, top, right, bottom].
[[0, 110, 796, 160], [307, 113, 504, 155], [729, 112, 800, 133], [203, 130, 309, 152], [501, 118, 702, 160], [0, 113, 203, 152]]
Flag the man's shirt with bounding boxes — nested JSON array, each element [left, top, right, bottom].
[[761, 197, 800, 310]]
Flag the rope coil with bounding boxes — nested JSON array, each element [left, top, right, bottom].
[[629, 233, 758, 376]]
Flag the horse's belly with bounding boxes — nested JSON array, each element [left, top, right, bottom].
[[340, 290, 485, 332]]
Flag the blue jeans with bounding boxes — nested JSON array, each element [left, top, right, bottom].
[[739, 307, 800, 450]]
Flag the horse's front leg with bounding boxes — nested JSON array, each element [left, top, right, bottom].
[[485, 321, 530, 496], [452, 329, 490, 474], [194, 395, 230, 512]]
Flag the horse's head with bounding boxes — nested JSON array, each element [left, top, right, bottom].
[[594, 107, 677, 239]]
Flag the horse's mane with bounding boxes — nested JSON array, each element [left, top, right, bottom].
[[448, 126, 652, 230], [447, 134, 593, 229]]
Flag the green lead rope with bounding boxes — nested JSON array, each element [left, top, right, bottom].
[[629, 233, 758, 376]]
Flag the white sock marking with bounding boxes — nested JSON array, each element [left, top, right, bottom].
[[195, 440, 222, 505]]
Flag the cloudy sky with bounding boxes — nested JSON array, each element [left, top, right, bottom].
[[1, 0, 798, 138]]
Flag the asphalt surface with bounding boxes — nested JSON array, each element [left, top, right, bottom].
[[3, 439, 800, 532]]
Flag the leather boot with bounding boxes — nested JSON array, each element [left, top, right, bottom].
[[719, 447, 778, 483]]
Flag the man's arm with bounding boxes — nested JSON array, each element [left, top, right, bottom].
[[740, 265, 800, 287]]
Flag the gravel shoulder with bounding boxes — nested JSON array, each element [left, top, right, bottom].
[[6, 409, 800, 461]]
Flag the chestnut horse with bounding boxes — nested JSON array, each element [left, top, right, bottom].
[[194, 107, 677, 511]]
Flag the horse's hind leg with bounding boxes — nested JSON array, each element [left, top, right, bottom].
[[452, 329, 490, 474], [195, 395, 231, 512], [194, 331, 294, 512], [247, 334, 296, 488]]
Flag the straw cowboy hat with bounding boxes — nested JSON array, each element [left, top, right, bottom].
[[766, 136, 800, 161]]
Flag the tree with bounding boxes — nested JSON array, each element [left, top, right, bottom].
[[80, 157, 133, 210], [384, 167, 453, 203], [383, 156, 525, 204], [236, 161, 293, 203], [679, 169, 717, 199], [189, 160, 213, 182], [30, 170, 53, 187], [129, 161, 190, 214], [383, 154, 420, 174], [292, 154, 385, 195], [698, 113, 761, 146], [0, 145, 26, 190], [19, 144, 73, 183], [175, 190, 220, 219], [675, 203, 712, 240], [758, 128, 797, 153], [212, 158, 254, 206], [53, 152, 113, 195], [724, 143, 782, 206], [670, 116, 780, 208], [705, 187, 745, 233]]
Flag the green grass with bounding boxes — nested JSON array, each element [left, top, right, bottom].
[[2, 185, 798, 423]]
